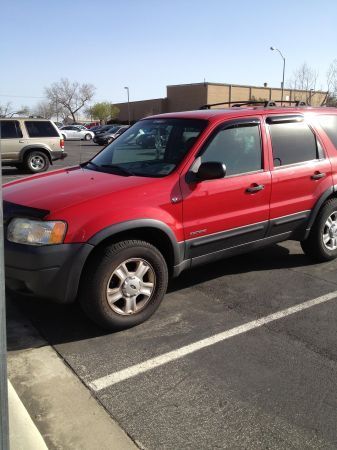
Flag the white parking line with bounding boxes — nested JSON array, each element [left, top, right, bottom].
[[89, 291, 337, 391]]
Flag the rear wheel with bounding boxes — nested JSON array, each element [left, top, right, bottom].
[[79, 240, 168, 330], [301, 198, 337, 262], [84, 133, 92, 141], [24, 151, 50, 173]]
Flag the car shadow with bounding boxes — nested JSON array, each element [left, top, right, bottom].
[[7, 243, 316, 351]]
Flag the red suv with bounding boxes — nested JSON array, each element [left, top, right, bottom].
[[4, 103, 337, 330]]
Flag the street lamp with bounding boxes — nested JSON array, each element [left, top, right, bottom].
[[270, 46, 286, 105], [124, 86, 130, 125]]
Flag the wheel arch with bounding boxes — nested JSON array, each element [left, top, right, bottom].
[[86, 219, 185, 275], [20, 145, 52, 164], [304, 185, 337, 239]]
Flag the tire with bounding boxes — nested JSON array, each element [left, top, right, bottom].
[[301, 198, 337, 262], [24, 151, 50, 173], [79, 240, 168, 330], [84, 133, 92, 141]]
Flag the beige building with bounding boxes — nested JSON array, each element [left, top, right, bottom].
[[115, 82, 327, 123]]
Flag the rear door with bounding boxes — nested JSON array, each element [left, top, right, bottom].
[[266, 114, 332, 236], [0, 120, 24, 161], [180, 117, 272, 261]]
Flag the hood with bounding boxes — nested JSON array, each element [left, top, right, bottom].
[[3, 166, 156, 215]]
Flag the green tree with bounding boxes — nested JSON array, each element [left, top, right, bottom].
[[88, 102, 119, 123]]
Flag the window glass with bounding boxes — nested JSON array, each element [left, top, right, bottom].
[[0, 120, 23, 139], [200, 123, 262, 176], [25, 121, 59, 137], [269, 121, 318, 166], [89, 118, 207, 177], [318, 115, 337, 150]]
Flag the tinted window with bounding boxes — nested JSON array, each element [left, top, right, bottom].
[[25, 121, 59, 137], [269, 121, 318, 166], [0, 120, 23, 139], [318, 115, 337, 150], [200, 123, 262, 176]]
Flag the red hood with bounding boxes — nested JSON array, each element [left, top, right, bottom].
[[3, 166, 155, 214]]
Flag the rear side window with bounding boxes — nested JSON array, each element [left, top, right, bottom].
[[200, 123, 262, 176], [318, 115, 337, 150], [268, 121, 318, 166], [25, 121, 59, 138], [0, 120, 23, 139]]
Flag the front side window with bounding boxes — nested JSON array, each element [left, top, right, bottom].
[[25, 121, 59, 138], [317, 115, 337, 150], [0, 120, 23, 139], [200, 123, 262, 176], [269, 121, 318, 166], [87, 118, 207, 177]]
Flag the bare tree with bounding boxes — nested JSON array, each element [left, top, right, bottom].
[[0, 102, 30, 118], [33, 100, 67, 121], [45, 78, 95, 122], [289, 63, 319, 102], [321, 59, 337, 106]]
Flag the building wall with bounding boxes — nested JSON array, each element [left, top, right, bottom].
[[116, 98, 167, 122], [114, 83, 328, 121], [166, 84, 208, 112]]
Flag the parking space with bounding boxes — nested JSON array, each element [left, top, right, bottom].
[[9, 240, 337, 449]]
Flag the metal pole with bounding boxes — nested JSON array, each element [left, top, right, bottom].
[[281, 56, 285, 105], [0, 137, 9, 449], [124, 87, 130, 125]]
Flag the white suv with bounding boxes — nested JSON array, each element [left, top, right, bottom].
[[0, 118, 67, 173]]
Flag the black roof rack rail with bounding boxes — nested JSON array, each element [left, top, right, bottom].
[[199, 100, 309, 110]]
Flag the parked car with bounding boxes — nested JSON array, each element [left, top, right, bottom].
[[93, 125, 130, 145], [0, 118, 67, 173], [59, 126, 94, 141], [4, 104, 337, 331], [92, 125, 117, 136], [54, 122, 64, 129]]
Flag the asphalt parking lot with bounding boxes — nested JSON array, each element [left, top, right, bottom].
[[4, 140, 337, 449]]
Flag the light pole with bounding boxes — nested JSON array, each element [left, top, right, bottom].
[[270, 46, 286, 105], [124, 86, 130, 125]]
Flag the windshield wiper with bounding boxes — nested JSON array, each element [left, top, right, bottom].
[[100, 164, 134, 176]]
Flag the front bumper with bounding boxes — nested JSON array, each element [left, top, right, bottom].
[[5, 241, 93, 303]]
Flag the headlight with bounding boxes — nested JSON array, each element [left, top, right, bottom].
[[7, 218, 67, 246]]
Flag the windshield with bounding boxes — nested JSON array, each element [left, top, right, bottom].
[[87, 118, 207, 177]]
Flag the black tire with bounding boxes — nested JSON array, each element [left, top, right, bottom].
[[301, 198, 337, 262], [24, 151, 50, 173], [84, 133, 92, 141], [79, 240, 168, 330]]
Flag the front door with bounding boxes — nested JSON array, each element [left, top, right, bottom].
[[180, 118, 271, 261], [0, 120, 25, 161]]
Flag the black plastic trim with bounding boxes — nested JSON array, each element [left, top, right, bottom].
[[186, 221, 268, 259], [304, 186, 336, 239], [88, 219, 184, 266]]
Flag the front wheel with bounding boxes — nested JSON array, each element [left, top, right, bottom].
[[24, 151, 50, 173], [84, 133, 92, 141], [301, 198, 337, 262], [79, 240, 168, 330]]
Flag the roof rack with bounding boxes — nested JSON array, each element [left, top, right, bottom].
[[199, 100, 308, 110]]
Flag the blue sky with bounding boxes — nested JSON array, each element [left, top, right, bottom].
[[1, 0, 337, 109]]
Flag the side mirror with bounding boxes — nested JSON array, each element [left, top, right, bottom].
[[195, 161, 226, 181]]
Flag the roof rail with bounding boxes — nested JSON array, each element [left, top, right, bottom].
[[199, 100, 309, 110]]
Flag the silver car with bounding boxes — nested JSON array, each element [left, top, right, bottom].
[[60, 126, 94, 141]]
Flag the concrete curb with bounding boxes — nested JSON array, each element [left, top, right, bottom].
[[8, 380, 48, 450]]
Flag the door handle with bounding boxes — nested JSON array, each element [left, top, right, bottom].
[[19, 140, 25, 143], [311, 172, 326, 180], [246, 184, 265, 193]]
